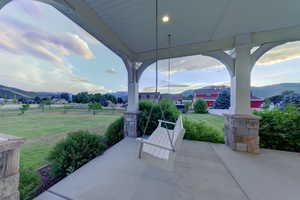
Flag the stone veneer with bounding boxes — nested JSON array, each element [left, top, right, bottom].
[[0, 134, 25, 200], [124, 112, 140, 137], [224, 114, 260, 153]]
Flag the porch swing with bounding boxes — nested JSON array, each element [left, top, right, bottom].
[[136, 0, 185, 163]]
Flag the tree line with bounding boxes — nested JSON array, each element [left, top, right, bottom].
[[32, 92, 125, 106]]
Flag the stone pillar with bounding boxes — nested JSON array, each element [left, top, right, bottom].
[[0, 134, 25, 200], [123, 59, 140, 137], [124, 112, 139, 137], [224, 114, 260, 153]]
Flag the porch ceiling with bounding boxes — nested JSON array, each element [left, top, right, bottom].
[[26, 0, 300, 61]]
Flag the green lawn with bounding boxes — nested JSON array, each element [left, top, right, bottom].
[[184, 113, 224, 134], [0, 107, 224, 170], [0, 108, 122, 169]]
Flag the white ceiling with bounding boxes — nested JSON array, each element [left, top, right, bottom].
[[19, 0, 300, 62]]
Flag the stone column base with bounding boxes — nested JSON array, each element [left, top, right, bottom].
[[0, 134, 25, 200], [124, 112, 139, 137], [224, 114, 260, 153]]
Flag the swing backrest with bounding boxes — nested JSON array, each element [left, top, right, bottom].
[[172, 115, 185, 151]]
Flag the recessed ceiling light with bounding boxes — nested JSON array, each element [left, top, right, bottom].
[[162, 15, 170, 23]]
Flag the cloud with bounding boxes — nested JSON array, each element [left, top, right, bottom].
[[0, 54, 109, 94], [156, 55, 223, 74], [11, 0, 43, 18], [105, 68, 118, 74], [142, 81, 229, 93], [0, 16, 94, 64], [153, 42, 300, 74], [256, 41, 300, 65]]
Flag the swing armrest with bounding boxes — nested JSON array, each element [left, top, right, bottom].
[[158, 120, 176, 125], [136, 138, 174, 152]]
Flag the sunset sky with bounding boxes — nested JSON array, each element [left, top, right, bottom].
[[0, 0, 300, 94]]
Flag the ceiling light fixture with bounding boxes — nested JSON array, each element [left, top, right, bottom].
[[162, 15, 170, 23]]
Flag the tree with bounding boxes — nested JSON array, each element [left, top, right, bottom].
[[262, 98, 271, 110], [269, 95, 283, 105], [281, 93, 300, 109], [117, 97, 124, 104], [91, 93, 103, 103], [88, 102, 102, 115], [194, 99, 208, 113], [213, 90, 230, 109], [60, 93, 70, 102], [103, 94, 117, 104], [74, 92, 90, 103], [34, 96, 41, 104], [19, 104, 30, 115]]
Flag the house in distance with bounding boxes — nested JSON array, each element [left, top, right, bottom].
[[193, 86, 263, 108]]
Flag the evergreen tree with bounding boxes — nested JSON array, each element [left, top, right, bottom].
[[213, 90, 230, 109]]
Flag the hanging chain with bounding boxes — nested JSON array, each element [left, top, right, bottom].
[[168, 34, 171, 94], [155, 0, 159, 94]]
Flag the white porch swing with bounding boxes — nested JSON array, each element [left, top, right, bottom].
[[136, 0, 185, 164]]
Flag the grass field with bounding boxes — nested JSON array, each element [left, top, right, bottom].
[[0, 108, 123, 170], [0, 107, 224, 170], [184, 113, 224, 134]]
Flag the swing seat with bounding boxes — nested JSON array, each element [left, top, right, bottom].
[[137, 115, 185, 161]]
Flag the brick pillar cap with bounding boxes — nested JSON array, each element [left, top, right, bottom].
[[0, 133, 25, 152]]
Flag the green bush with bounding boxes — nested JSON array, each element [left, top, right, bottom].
[[88, 102, 102, 115], [48, 131, 106, 178], [254, 107, 300, 152], [194, 99, 208, 114], [19, 166, 41, 200], [19, 104, 30, 115], [183, 117, 224, 143], [138, 99, 180, 135], [183, 102, 192, 113], [104, 117, 124, 146]]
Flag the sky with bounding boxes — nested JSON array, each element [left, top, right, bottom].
[[0, 0, 299, 94]]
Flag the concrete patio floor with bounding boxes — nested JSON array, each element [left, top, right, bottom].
[[36, 138, 300, 200]]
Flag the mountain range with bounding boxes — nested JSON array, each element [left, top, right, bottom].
[[0, 83, 299, 100]]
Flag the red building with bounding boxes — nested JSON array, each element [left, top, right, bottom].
[[193, 86, 263, 108]]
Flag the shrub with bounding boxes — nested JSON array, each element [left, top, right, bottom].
[[19, 166, 41, 200], [138, 99, 180, 135], [194, 99, 208, 114], [183, 117, 224, 143], [254, 107, 300, 152], [104, 117, 124, 146], [213, 90, 230, 109], [183, 102, 192, 113], [88, 102, 102, 115], [19, 104, 30, 115], [48, 131, 106, 178]]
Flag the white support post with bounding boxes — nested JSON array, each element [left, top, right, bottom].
[[203, 39, 284, 154], [230, 45, 252, 115], [127, 67, 139, 113]]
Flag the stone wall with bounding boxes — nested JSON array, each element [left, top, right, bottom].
[[123, 112, 139, 137], [224, 114, 260, 153], [0, 134, 25, 200]]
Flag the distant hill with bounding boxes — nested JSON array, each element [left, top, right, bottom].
[[181, 89, 193, 96], [251, 83, 300, 98], [109, 91, 128, 98], [0, 85, 64, 99], [0, 84, 36, 99]]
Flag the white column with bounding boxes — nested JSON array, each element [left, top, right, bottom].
[[126, 62, 139, 113], [231, 46, 252, 115]]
